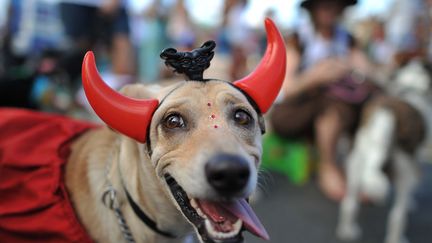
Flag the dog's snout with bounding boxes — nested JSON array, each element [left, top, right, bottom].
[[205, 154, 250, 196]]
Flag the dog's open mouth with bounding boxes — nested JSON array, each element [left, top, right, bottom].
[[164, 174, 269, 243]]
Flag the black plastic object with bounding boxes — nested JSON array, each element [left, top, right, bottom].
[[160, 41, 216, 81]]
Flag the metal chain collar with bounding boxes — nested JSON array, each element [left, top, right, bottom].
[[101, 159, 137, 243]]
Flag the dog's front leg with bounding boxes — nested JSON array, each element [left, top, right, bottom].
[[336, 142, 364, 241], [338, 108, 396, 241], [385, 149, 418, 243]]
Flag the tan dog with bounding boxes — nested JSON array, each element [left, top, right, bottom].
[[65, 19, 286, 243], [66, 82, 262, 242]]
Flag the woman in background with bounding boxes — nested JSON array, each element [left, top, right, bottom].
[[271, 0, 374, 201], [59, 0, 134, 87]]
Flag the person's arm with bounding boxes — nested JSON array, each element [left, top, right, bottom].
[[281, 56, 324, 98], [281, 34, 323, 98]]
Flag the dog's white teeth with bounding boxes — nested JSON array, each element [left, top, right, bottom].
[[233, 219, 242, 231], [190, 198, 198, 208], [204, 219, 243, 239], [196, 207, 207, 219], [205, 220, 216, 234], [190, 198, 208, 219]]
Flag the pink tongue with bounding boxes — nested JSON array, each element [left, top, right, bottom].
[[198, 199, 269, 240], [220, 199, 270, 240]]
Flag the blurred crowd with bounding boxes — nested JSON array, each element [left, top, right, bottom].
[[1, 0, 432, 201], [0, 0, 429, 105], [0, 0, 262, 114]]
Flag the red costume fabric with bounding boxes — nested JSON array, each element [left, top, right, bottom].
[[0, 108, 97, 243]]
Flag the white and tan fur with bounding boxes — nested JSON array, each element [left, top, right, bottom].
[[337, 60, 432, 243], [65, 81, 264, 243]]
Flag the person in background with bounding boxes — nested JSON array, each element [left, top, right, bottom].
[[58, 0, 134, 88], [386, 0, 428, 64], [367, 19, 395, 67], [0, 0, 69, 110], [128, 0, 176, 83], [166, 0, 195, 51], [363, 18, 396, 87], [271, 0, 375, 201], [222, 0, 253, 80]]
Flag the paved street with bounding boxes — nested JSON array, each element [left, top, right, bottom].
[[244, 164, 432, 243]]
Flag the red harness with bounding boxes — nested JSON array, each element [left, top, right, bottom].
[[0, 108, 97, 243]]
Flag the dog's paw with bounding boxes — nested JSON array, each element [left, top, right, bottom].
[[336, 223, 362, 242]]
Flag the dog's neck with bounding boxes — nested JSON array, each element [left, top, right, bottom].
[[66, 128, 192, 243], [112, 136, 193, 241]]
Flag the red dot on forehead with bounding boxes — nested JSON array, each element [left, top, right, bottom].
[[211, 114, 216, 119], [214, 125, 218, 128], [207, 102, 211, 107]]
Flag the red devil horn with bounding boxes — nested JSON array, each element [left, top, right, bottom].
[[82, 51, 159, 142], [234, 18, 286, 113]]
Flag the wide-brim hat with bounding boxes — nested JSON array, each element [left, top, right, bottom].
[[301, 0, 358, 10]]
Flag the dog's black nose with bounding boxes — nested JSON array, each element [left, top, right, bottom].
[[205, 154, 250, 196]]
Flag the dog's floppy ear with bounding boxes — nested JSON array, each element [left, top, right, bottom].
[[82, 52, 158, 143], [233, 18, 286, 114]]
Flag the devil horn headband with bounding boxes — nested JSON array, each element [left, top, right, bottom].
[[82, 18, 286, 143], [234, 18, 286, 113], [82, 52, 158, 142]]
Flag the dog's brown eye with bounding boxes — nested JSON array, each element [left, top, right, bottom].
[[164, 114, 185, 129], [234, 109, 252, 126]]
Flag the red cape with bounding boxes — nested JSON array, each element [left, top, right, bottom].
[[0, 108, 97, 243]]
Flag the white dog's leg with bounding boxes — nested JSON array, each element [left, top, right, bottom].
[[336, 143, 364, 241], [385, 149, 418, 243], [337, 108, 395, 241], [360, 108, 395, 204]]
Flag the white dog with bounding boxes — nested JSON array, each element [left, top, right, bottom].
[[337, 60, 432, 243]]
